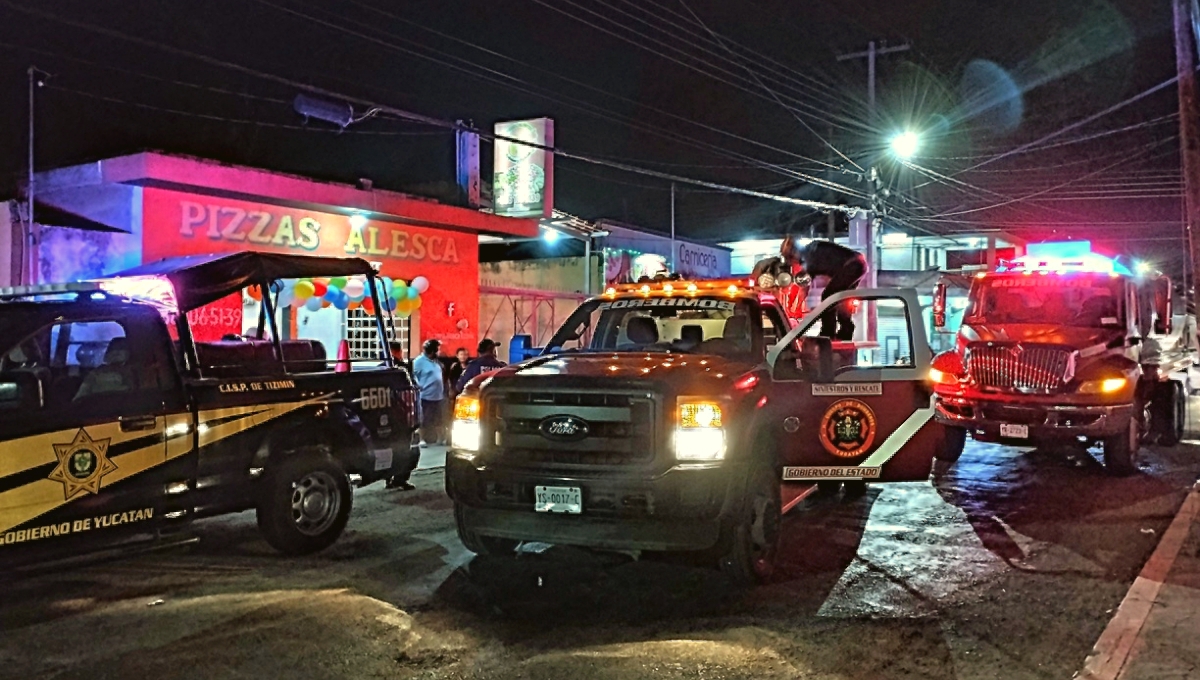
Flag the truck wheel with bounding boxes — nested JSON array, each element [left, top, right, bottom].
[[453, 503, 519, 556], [1153, 381, 1185, 447], [257, 452, 353, 555], [1103, 416, 1141, 477], [938, 426, 968, 463], [716, 457, 781, 586]]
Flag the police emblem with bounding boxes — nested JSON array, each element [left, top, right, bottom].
[[818, 399, 878, 458], [48, 429, 117, 500]]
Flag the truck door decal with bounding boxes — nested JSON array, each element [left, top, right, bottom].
[[859, 394, 936, 468]]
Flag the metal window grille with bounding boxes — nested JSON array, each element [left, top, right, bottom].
[[344, 308, 409, 361]]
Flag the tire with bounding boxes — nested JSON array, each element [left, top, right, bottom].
[[938, 426, 968, 463], [1103, 415, 1141, 477], [453, 503, 519, 556], [1153, 381, 1185, 447], [716, 457, 781, 586], [256, 451, 353, 555]]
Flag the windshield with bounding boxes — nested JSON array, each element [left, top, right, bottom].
[[546, 296, 757, 357], [965, 274, 1124, 328]]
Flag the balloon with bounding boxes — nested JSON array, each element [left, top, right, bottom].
[[343, 279, 364, 298], [324, 287, 340, 301], [379, 277, 392, 293], [406, 286, 419, 300], [276, 289, 295, 308], [411, 276, 429, 294], [321, 299, 332, 309], [269, 280, 285, 294], [387, 297, 398, 312], [395, 308, 411, 319], [361, 297, 375, 314], [397, 298, 416, 315], [391, 280, 407, 297], [329, 277, 348, 290], [294, 280, 315, 300], [333, 295, 349, 311], [347, 299, 361, 310], [312, 280, 328, 297], [246, 286, 262, 301], [305, 297, 323, 312], [412, 295, 422, 310]]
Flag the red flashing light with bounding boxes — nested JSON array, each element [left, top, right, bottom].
[[734, 373, 759, 391]]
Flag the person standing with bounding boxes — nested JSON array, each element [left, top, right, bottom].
[[456, 338, 506, 392], [412, 339, 446, 447], [448, 347, 470, 396], [756, 236, 865, 340], [385, 341, 420, 491]]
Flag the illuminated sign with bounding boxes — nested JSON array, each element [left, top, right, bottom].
[[493, 118, 554, 218]]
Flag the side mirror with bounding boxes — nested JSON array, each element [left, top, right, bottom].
[[799, 336, 834, 382], [933, 280, 948, 329], [0, 372, 44, 411], [1154, 277, 1173, 335]]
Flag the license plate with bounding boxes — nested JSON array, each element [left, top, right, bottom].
[[1000, 423, 1029, 439], [535, 486, 582, 514]]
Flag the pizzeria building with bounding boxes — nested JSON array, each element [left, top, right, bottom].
[[14, 152, 538, 358]]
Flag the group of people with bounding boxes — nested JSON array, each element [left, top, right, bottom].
[[384, 337, 506, 490]]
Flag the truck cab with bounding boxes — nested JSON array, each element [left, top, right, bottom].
[[931, 247, 1192, 475], [0, 253, 419, 567], [445, 277, 943, 584]]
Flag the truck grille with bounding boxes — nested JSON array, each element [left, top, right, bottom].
[[484, 391, 657, 466], [965, 343, 1074, 393]]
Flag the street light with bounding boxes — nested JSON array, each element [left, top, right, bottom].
[[889, 131, 920, 160]]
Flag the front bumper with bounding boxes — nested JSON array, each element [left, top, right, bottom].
[[445, 451, 739, 552], [936, 395, 1134, 442]]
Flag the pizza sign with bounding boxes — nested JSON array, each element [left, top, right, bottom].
[[818, 399, 878, 459]]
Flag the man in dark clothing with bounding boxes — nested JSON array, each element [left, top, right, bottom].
[[456, 339, 506, 392], [754, 236, 866, 340], [385, 341, 420, 491]]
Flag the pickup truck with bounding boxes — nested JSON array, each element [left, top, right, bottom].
[[0, 252, 418, 567], [446, 277, 944, 584]]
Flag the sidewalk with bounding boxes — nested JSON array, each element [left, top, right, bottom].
[[1079, 481, 1200, 680]]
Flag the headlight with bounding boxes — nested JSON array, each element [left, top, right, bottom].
[[452, 395, 481, 452], [929, 367, 959, 385], [1078, 377, 1128, 394], [675, 400, 725, 461], [756, 272, 776, 288]]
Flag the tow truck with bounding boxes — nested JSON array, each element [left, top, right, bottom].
[[930, 243, 1195, 475], [445, 275, 945, 584], [0, 252, 418, 567]]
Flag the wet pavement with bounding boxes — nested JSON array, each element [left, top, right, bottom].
[[2, 436, 1199, 679]]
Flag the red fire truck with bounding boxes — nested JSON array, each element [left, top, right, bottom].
[[930, 244, 1194, 475]]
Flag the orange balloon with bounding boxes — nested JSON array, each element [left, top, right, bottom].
[[246, 286, 262, 301]]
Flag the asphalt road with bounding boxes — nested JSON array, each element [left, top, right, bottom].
[[2, 436, 1199, 680]]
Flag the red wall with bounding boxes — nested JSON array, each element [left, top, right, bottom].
[[141, 188, 479, 349]]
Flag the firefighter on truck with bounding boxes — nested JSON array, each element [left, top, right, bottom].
[[0, 252, 419, 568], [445, 266, 947, 585], [930, 243, 1195, 475]]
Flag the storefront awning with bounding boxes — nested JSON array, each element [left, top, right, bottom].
[[114, 252, 374, 311]]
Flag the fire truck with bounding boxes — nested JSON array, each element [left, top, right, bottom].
[[930, 243, 1195, 475], [445, 275, 945, 584]]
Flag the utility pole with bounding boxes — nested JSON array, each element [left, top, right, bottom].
[[25, 66, 43, 286], [1174, 0, 1200, 303], [670, 182, 676, 271], [837, 41, 910, 121], [837, 41, 908, 343]]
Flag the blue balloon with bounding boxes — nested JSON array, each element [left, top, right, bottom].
[[305, 297, 323, 312], [324, 288, 340, 301], [333, 296, 349, 310], [269, 280, 285, 293], [406, 286, 419, 300], [387, 297, 398, 312]]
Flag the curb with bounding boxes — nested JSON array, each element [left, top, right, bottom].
[[1077, 480, 1200, 680]]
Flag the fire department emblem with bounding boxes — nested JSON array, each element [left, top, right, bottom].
[[818, 399, 878, 459], [48, 429, 117, 500]]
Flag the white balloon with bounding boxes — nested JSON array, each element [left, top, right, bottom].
[[343, 279, 365, 297], [412, 276, 430, 293]]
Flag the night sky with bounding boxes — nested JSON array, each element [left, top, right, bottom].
[[0, 0, 1183, 266]]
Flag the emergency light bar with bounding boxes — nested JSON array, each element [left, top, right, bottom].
[[997, 253, 1132, 276], [0, 276, 179, 309], [605, 277, 756, 296], [0, 281, 102, 298]]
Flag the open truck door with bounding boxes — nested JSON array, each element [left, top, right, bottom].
[[765, 288, 943, 489]]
